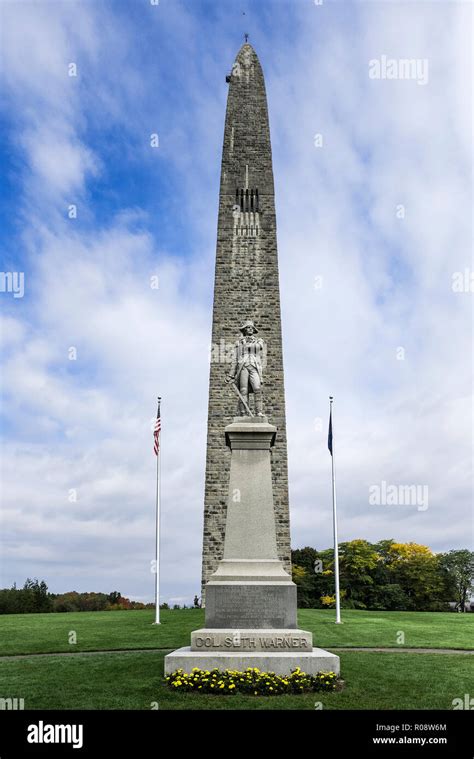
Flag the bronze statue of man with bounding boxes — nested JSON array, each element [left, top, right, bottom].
[[226, 320, 265, 416]]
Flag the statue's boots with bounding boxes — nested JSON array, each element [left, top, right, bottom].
[[255, 390, 264, 417], [239, 391, 249, 416]]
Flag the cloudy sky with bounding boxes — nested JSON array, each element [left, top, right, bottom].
[[1, 0, 472, 605]]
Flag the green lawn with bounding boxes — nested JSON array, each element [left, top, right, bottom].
[[298, 608, 474, 650], [0, 649, 471, 710], [0, 608, 472, 657], [0, 609, 472, 710]]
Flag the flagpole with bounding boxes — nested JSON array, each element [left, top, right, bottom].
[[153, 397, 161, 625], [329, 396, 342, 624]]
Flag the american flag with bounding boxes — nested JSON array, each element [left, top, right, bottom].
[[153, 399, 161, 456]]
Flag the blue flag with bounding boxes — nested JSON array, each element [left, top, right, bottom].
[[328, 407, 333, 455]]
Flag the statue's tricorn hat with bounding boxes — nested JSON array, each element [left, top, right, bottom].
[[239, 319, 258, 334]]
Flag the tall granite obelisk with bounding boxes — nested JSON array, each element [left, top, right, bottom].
[[164, 41, 340, 677], [202, 42, 291, 599]]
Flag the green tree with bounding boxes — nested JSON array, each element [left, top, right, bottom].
[[439, 550, 474, 612], [387, 543, 445, 611], [291, 565, 314, 607], [367, 583, 409, 611], [23, 578, 52, 613], [291, 547, 336, 607], [338, 539, 379, 608]]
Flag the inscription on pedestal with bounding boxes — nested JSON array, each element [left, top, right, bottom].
[[190, 628, 313, 652], [205, 584, 297, 628], [194, 634, 309, 650]]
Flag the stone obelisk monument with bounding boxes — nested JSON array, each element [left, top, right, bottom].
[[201, 41, 291, 600], [164, 42, 340, 677]]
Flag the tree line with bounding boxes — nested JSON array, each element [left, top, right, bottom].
[[0, 581, 197, 614], [2, 540, 472, 614], [292, 540, 474, 611], [0, 581, 154, 614]]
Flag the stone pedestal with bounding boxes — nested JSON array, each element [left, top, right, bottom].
[[164, 418, 340, 677], [164, 648, 339, 677]]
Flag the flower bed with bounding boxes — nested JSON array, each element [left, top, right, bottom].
[[166, 667, 340, 695]]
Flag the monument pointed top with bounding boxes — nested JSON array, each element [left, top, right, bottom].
[[232, 39, 263, 74], [240, 41, 256, 53]]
